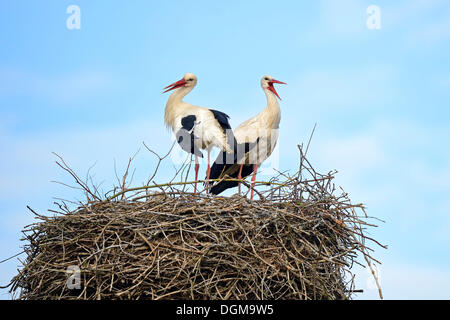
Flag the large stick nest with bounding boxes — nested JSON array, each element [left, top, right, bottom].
[[8, 145, 384, 300]]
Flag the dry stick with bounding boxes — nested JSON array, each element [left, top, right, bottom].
[[106, 178, 272, 202], [52, 152, 100, 202], [8, 144, 386, 300], [304, 123, 317, 157], [86, 160, 101, 199], [119, 150, 140, 201], [363, 254, 383, 300], [0, 251, 25, 268], [143, 141, 176, 186]]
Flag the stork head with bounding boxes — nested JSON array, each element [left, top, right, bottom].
[[261, 75, 286, 100], [163, 73, 197, 93]]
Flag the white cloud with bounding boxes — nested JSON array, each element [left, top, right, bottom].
[[433, 200, 450, 243], [0, 119, 174, 201], [284, 65, 395, 114], [301, 0, 368, 43], [353, 261, 450, 299], [301, 0, 450, 46], [418, 9, 450, 37], [317, 134, 386, 176], [319, 0, 367, 36], [383, 0, 450, 45], [435, 75, 450, 89], [309, 118, 449, 181], [0, 67, 122, 105], [385, 0, 448, 26]]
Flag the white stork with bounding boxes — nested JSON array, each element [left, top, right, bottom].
[[163, 73, 235, 193], [208, 75, 286, 199]]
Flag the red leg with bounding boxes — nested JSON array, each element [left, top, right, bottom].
[[194, 155, 199, 194], [206, 150, 211, 194], [238, 163, 244, 195], [250, 165, 258, 200]]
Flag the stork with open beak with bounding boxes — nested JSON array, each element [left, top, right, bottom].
[[208, 75, 286, 199], [163, 73, 235, 193]]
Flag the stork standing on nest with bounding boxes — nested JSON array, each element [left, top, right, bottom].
[[163, 73, 235, 193], [208, 75, 286, 199]]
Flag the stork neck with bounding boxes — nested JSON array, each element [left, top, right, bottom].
[[165, 86, 193, 129], [260, 88, 281, 129], [167, 86, 193, 105], [264, 88, 280, 111]]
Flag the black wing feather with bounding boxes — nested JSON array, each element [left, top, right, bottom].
[[210, 164, 255, 195], [209, 109, 232, 131], [208, 138, 260, 195], [176, 115, 203, 158], [209, 109, 237, 155], [181, 115, 196, 131]]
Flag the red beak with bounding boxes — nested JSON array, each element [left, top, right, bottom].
[[267, 79, 287, 100], [163, 78, 187, 93]]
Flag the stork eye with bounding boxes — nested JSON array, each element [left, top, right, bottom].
[[265, 77, 270, 81], [188, 78, 193, 81]]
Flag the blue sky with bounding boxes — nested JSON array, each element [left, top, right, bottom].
[[1, 0, 450, 299]]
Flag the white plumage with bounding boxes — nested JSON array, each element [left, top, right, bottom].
[[163, 73, 234, 193], [209, 75, 286, 199]]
